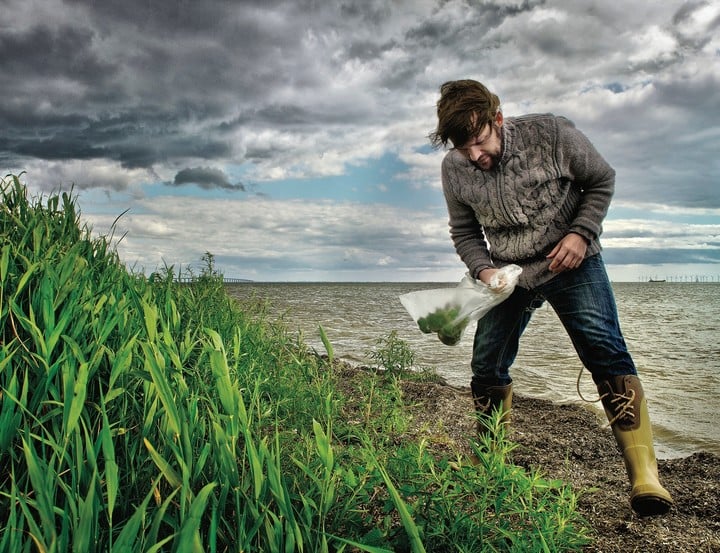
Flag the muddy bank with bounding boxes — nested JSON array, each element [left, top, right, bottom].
[[398, 378, 720, 552]]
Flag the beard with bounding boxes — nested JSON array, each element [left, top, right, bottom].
[[472, 153, 498, 170]]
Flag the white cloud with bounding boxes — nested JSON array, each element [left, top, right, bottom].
[[15, 159, 155, 194], [2, 0, 718, 280], [82, 195, 457, 279], [628, 26, 678, 65]]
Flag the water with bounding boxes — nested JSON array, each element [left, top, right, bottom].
[[227, 281, 720, 459]]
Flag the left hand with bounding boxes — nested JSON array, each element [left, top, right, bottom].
[[546, 233, 588, 273]]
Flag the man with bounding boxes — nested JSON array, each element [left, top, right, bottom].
[[429, 79, 673, 517]]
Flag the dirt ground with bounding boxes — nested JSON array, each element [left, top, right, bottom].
[[397, 377, 720, 552]]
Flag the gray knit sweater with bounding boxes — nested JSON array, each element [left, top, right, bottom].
[[441, 113, 615, 289]]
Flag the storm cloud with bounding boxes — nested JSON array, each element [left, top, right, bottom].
[[172, 167, 245, 190], [2, 0, 718, 280]]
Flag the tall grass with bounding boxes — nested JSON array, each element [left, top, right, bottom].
[[0, 174, 593, 552]]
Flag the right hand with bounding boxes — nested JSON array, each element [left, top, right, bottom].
[[477, 268, 507, 292]]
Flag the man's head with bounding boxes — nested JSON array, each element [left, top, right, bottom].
[[429, 79, 501, 149]]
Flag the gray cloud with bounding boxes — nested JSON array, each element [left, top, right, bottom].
[[2, 0, 719, 280], [172, 167, 245, 190], [3, 0, 716, 199], [0, 24, 115, 82]]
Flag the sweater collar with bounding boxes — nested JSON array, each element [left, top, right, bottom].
[[498, 117, 515, 167]]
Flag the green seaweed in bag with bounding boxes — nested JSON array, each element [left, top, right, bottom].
[[399, 265, 522, 346]]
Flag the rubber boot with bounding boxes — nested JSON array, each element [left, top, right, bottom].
[[449, 382, 512, 469], [597, 375, 673, 516], [470, 381, 512, 439]]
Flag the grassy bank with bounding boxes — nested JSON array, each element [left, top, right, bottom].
[[0, 174, 591, 552]]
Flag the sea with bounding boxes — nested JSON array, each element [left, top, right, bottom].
[[226, 281, 720, 459]]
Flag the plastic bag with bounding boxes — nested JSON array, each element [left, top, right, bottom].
[[399, 265, 522, 346]]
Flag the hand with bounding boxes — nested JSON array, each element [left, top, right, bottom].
[[546, 233, 588, 273], [477, 268, 508, 292]]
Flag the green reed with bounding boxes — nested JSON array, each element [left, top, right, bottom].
[[0, 174, 592, 551]]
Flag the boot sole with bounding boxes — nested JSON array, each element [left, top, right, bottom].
[[631, 495, 673, 516]]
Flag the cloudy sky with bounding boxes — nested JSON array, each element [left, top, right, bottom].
[[2, 0, 719, 282]]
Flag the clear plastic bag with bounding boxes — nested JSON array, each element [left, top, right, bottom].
[[399, 265, 522, 346]]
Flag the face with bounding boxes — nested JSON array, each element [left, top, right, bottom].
[[455, 113, 503, 170]]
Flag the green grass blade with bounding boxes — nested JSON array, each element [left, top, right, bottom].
[[21, 437, 57, 542], [318, 324, 334, 364], [141, 342, 182, 438], [62, 335, 91, 437], [0, 243, 9, 282], [147, 486, 181, 546], [207, 332, 238, 415], [375, 462, 426, 553], [111, 482, 158, 552], [176, 483, 217, 553], [74, 467, 98, 553], [144, 438, 182, 488], [11, 261, 40, 300], [142, 299, 158, 342], [0, 370, 21, 453], [329, 536, 394, 553], [100, 400, 119, 521]]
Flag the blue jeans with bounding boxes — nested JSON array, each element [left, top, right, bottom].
[[471, 254, 636, 387]]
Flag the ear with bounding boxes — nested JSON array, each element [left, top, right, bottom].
[[495, 111, 504, 127]]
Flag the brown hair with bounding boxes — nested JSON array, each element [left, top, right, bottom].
[[429, 79, 501, 149]]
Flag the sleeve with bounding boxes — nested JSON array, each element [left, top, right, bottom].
[[555, 116, 615, 242], [441, 155, 495, 278]]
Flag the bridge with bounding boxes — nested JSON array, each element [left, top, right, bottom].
[[172, 276, 253, 284]]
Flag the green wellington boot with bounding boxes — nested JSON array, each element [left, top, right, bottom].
[[597, 375, 674, 516], [470, 381, 512, 440]]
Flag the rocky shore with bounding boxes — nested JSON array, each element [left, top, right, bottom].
[[398, 377, 720, 552]]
